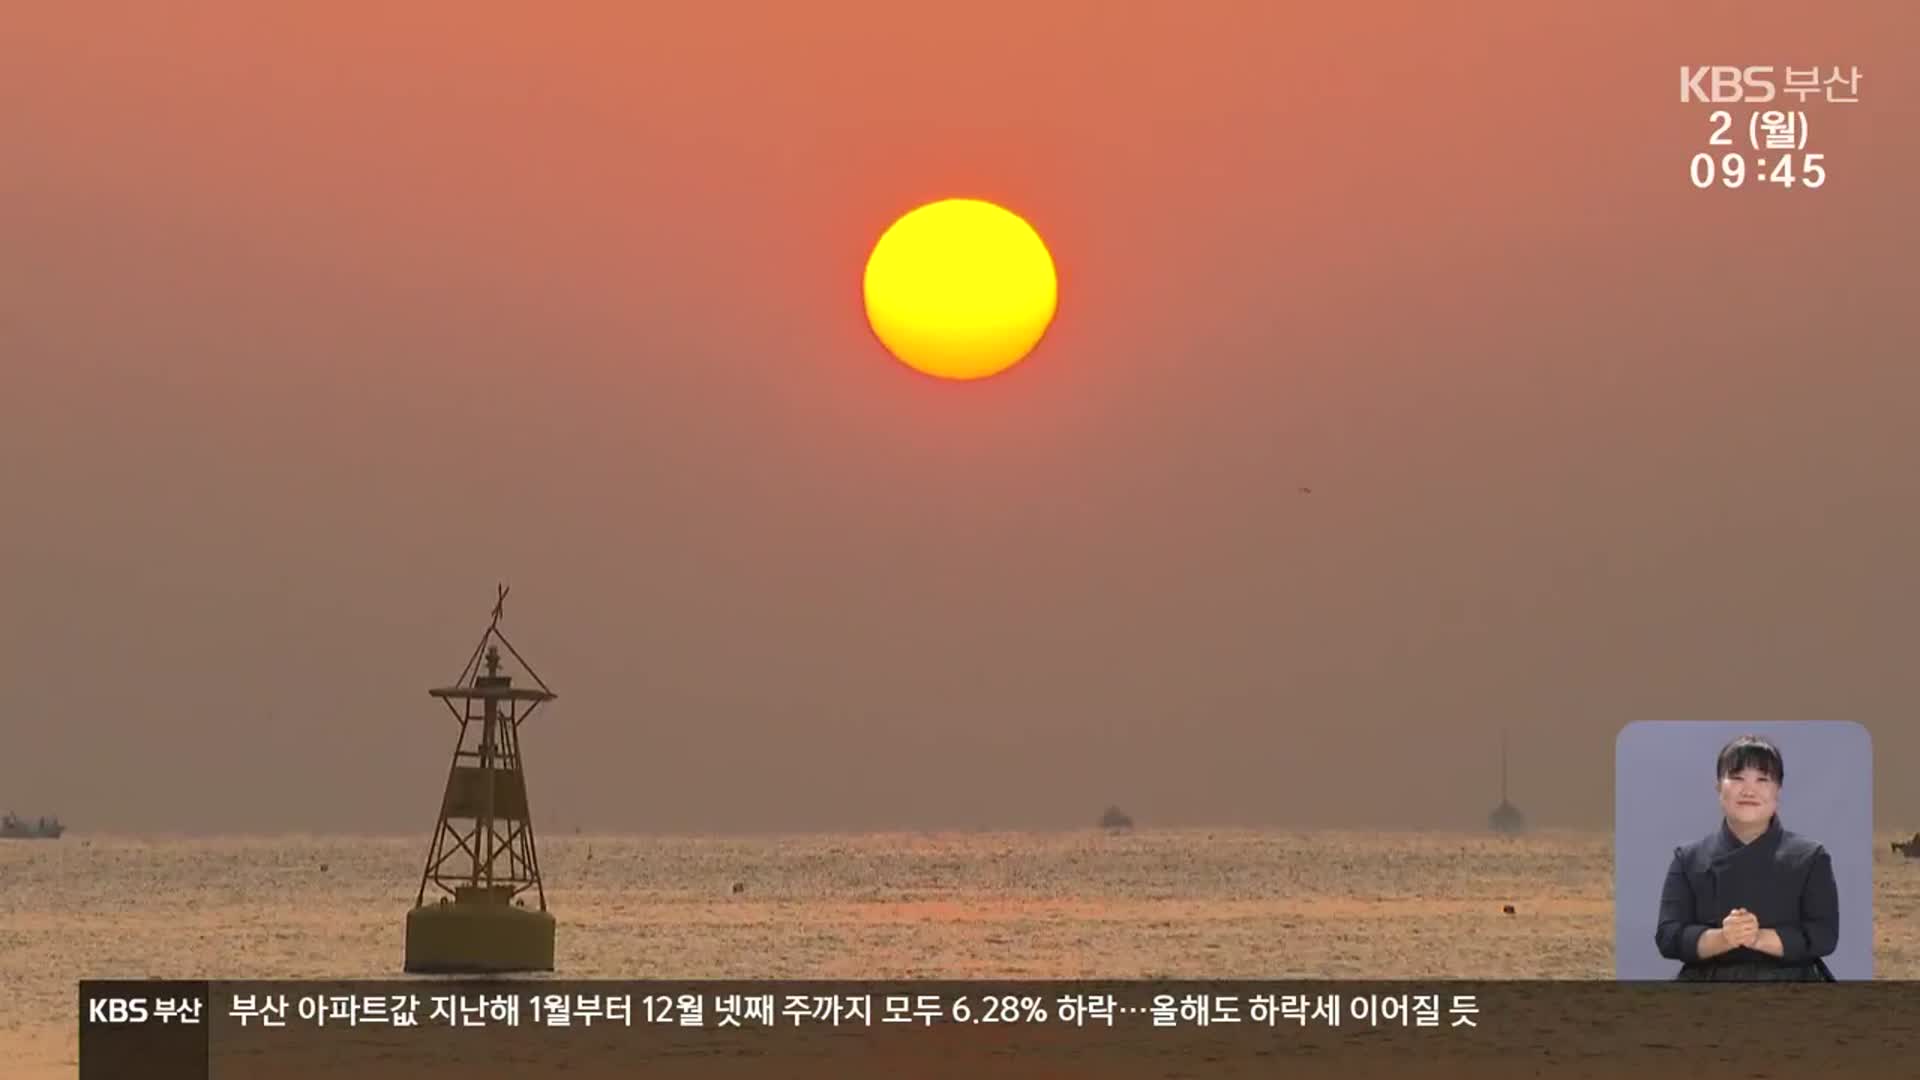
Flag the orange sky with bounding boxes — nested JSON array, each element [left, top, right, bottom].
[[2, 1, 1917, 832]]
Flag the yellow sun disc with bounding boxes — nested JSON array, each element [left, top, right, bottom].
[[863, 198, 1058, 381]]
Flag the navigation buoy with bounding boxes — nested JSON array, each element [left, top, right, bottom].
[[404, 586, 559, 973]]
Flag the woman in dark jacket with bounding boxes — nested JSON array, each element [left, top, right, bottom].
[[1654, 734, 1839, 981]]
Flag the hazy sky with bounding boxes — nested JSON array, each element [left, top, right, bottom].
[[4, 2, 1916, 833]]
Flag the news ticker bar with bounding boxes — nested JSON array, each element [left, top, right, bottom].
[[81, 980, 1920, 1080], [83, 979, 1494, 1080], [85, 980, 1481, 1031]]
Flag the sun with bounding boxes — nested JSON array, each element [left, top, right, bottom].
[[862, 198, 1058, 381]]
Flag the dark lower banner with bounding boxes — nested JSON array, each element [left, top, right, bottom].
[[81, 979, 1920, 1079]]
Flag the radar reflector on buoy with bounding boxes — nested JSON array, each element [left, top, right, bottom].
[[404, 586, 559, 973]]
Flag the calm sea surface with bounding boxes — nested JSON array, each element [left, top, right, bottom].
[[5, 829, 1916, 1077]]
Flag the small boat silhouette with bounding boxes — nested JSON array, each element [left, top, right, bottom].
[[1, 812, 66, 840]]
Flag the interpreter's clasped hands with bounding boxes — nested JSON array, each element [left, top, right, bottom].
[[1720, 908, 1760, 949]]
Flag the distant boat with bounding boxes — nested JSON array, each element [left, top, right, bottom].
[[1, 812, 65, 840], [1487, 732, 1526, 835]]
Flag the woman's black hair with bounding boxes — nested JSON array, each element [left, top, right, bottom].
[[1716, 734, 1784, 785]]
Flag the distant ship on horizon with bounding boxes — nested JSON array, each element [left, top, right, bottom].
[[1488, 732, 1526, 835], [1, 812, 66, 839]]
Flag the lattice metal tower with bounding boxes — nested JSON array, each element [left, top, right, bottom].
[[404, 586, 559, 972]]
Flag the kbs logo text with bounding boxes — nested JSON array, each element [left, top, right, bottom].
[[1681, 66, 1862, 104], [1681, 67, 1776, 103]]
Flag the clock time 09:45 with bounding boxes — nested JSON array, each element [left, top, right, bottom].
[[1691, 153, 1826, 189]]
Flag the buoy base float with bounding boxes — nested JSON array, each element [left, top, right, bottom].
[[405, 885, 555, 973]]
